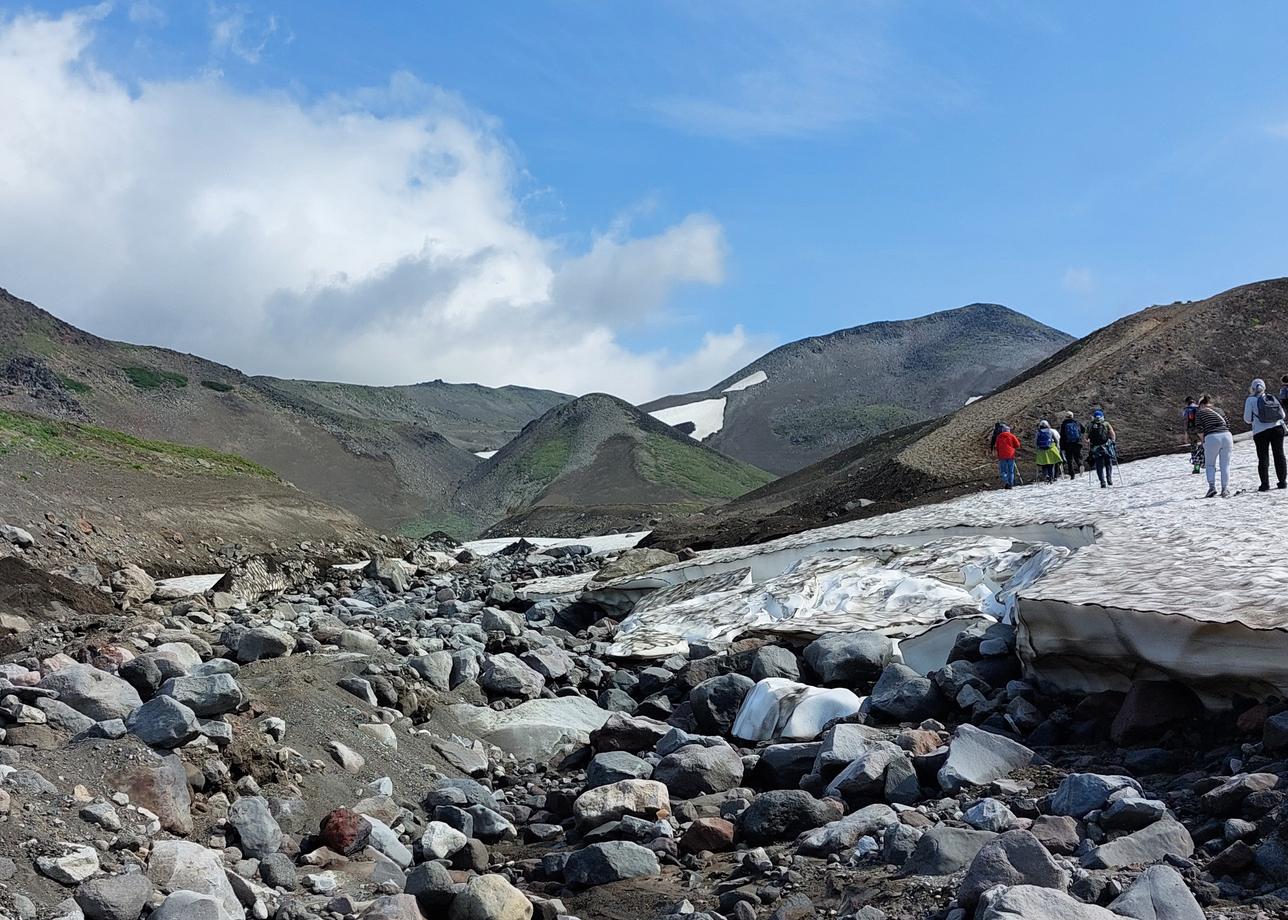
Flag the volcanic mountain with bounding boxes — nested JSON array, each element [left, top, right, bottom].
[[642, 303, 1073, 475], [451, 393, 775, 536]]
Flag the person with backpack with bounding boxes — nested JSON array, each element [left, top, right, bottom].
[[1197, 394, 1233, 498], [993, 423, 1021, 489], [1182, 396, 1202, 474], [1034, 420, 1062, 483], [1087, 409, 1117, 488], [1279, 375, 1288, 405], [988, 421, 1006, 453], [1243, 378, 1287, 492], [1058, 411, 1083, 479]]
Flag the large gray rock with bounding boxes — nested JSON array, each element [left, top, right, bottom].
[[405, 862, 455, 911], [228, 795, 282, 859], [125, 696, 200, 749], [937, 725, 1035, 793], [901, 825, 997, 876], [736, 790, 841, 845], [796, 804, 898, 857], [958, 830, 1068, 908], [521, 647, 575, 681], [591, 548, 679, 583], [39, 665, 142, 721], [366, 557, 416, 592], [110, 564, 156, 604], [747, 646, 800, 682], [867, 664, 941, 724], [235, 626, 294, 663], [586, 751, 653, 788], [564, 841, 660, 888], [1108, 864, 1204, 920], [409, 651, 454, 691], [1049, 773, 1142, 818], [75, 872, 153, 920], [147, 840, 245, 920], [573, 779, 670, 829], [803, 632, 893, 686], [978, 886, 1119, 919], [824, 740, 909, 803], [690, 673, 754, 735], [1081, 818, 1194, 870], [150, 892, 226, 920], [447, 873, 532, 920], [36, 843, 100, 884], [480, 653, 545, 700], [158, 674, 243, 717], [653, 742, 745, 798], [37, 697, 97, 734]]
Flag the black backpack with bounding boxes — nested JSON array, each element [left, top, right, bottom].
[[1258, 394, 1286, 424], [1088, 420, 1110, 446]]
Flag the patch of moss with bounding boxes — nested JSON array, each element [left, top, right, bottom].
[[124, 366, 188, 390], [639, 433, 773, 501], [519, 434, 572, 485], [0, 409, 274, 478], [396, 510, 477, 540], [56, 374, 92, 394], [200, 380, 235, 393]]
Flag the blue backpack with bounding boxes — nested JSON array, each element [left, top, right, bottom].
[[1036, 428, 1055, 449]]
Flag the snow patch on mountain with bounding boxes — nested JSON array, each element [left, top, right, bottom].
[[723, 370, 768, 392], [474, 450, 498, 459], [649, 397, 727, 440]]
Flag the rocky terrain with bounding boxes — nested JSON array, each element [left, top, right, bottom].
[[650, 278, 1288, 550], [0, 516, 1281, 920], [0, 288, 567, 535], [643, 305, 1071, 476], [453, 395, 773, 537]]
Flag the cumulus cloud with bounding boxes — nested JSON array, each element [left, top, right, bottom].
[[0, 7, 757, 402]]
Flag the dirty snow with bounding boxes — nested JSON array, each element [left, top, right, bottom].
[[649, 397, 726, 441], [463, 531, 648, 557], [602, 439, 1288, 698], [723, 370, 768, 392], [964, 395, 984, 405]]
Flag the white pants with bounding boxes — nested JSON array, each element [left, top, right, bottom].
[[1205, 431, 1233, 491]]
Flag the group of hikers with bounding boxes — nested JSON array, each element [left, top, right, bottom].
[[988, 409, 1117, 489], [987, 376, 1288, 498]]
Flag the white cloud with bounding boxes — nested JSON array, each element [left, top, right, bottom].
[[128, 1, 166, 27], [0, 8, 758, 403], [209, 4, 280, 64], [1062, 267, 1095, 294]]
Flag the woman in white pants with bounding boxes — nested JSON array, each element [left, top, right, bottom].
[[1196, 394, 1233, 498]]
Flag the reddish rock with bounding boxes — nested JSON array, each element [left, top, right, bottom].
[[896, 728, 942, 756], [320, 808, 371, 856], [1109, 680, 1203, 746], [110, 752, 192, 835], [680, 817, 735, 853], [1237, 703, 1271, 734]]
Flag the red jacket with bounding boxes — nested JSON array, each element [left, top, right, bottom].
[[994, 431, 1021, 460]]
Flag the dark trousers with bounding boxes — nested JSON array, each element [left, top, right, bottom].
[[1062, 443, 1082, 477], [1253, 425, 1287, 489], [1093, 450, 1113, 485]]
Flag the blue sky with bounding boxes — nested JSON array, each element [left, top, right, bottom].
[[3, 2, 1288, 398]]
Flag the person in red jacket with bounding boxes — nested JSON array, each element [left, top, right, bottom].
[[993, 423, 1021, 489]]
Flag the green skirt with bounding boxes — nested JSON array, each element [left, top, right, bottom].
[[1035, 445, 1063, 466]]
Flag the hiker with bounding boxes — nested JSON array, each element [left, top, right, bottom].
[[1244, 378, 1287, 492], [988, 421, 1006, 452], [993, 423, 1021, 489], [1087, 409, 1117, 488], [1197, 394, 1232, 498], [1280, 375, 1288, 405], [1058, 411, 1083, 478], [1034, 420, 1062, 483], [1182, 396, 1203, 474]]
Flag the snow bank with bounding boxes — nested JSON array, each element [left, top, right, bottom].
[[474, 450, 498, 459], [463, 531, 649, 556], [724, 370, 768, 392], [649, 397, 726, 440]]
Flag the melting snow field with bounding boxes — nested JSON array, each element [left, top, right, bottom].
[[649, 397, 727, 441], [724, 370, 768, 392], [463, 531, 648, 557], [474, 450, 499, 459], [601, 438, 1288, 700]]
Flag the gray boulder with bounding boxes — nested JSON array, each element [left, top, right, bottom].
[[978, 886, 1119, 919], [158, 674, 243, 717], [867, 664, 941, 724], [39, 665, 142, 721], [901, 825, 997, 876], [521, 647, 575, 681], [958, 830, 1068, 908], [937, 725, 1035, 793], [747, 646, 800, 682], [228, 795, 282, 859], [586, 751, 653, 788], [75, 873, 154, 920], [125, 696, 200, 749], [796, 803, 898, 857], [1050, 773, 1142, 818], [1108, 864, 1204, 920], [235, 626, 294, 663], [480, 653, 545, 699], [803, 632, 893, 686], [653, 743, 745, 798], [1081, 818, 1194, 870], [408, 652, 454, 691], [564, 841, 660, 888], [736, 789, 841, 845], [447, 872, 531, 920], [690, 673, 754, 735]]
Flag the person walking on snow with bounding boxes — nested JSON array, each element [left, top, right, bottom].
[[1197, 394, 1233, 498], [993, 424, 1021, 489], [1035, 420, 1062, 483], [1087, 409, 1117, 488], [1182, 396, 1203, 474], [1059, 411, 1083, 479], [1244, 378, 1287, 492]]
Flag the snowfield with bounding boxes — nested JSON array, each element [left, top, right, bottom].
[[474, 450, 498, 459], [463, 531, 648, 557], [723, 370, 768, 392], [599, 438, 1288, 701], [648, 396, 726, 441]]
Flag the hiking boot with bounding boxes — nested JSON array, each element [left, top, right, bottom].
[[1259, 485, 1270, 493], [1279, 481, 1287, 490], [1206, 487, 1218, 498], [1222, 490, 1231, 498], [1192, 466, 1201, 474]]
